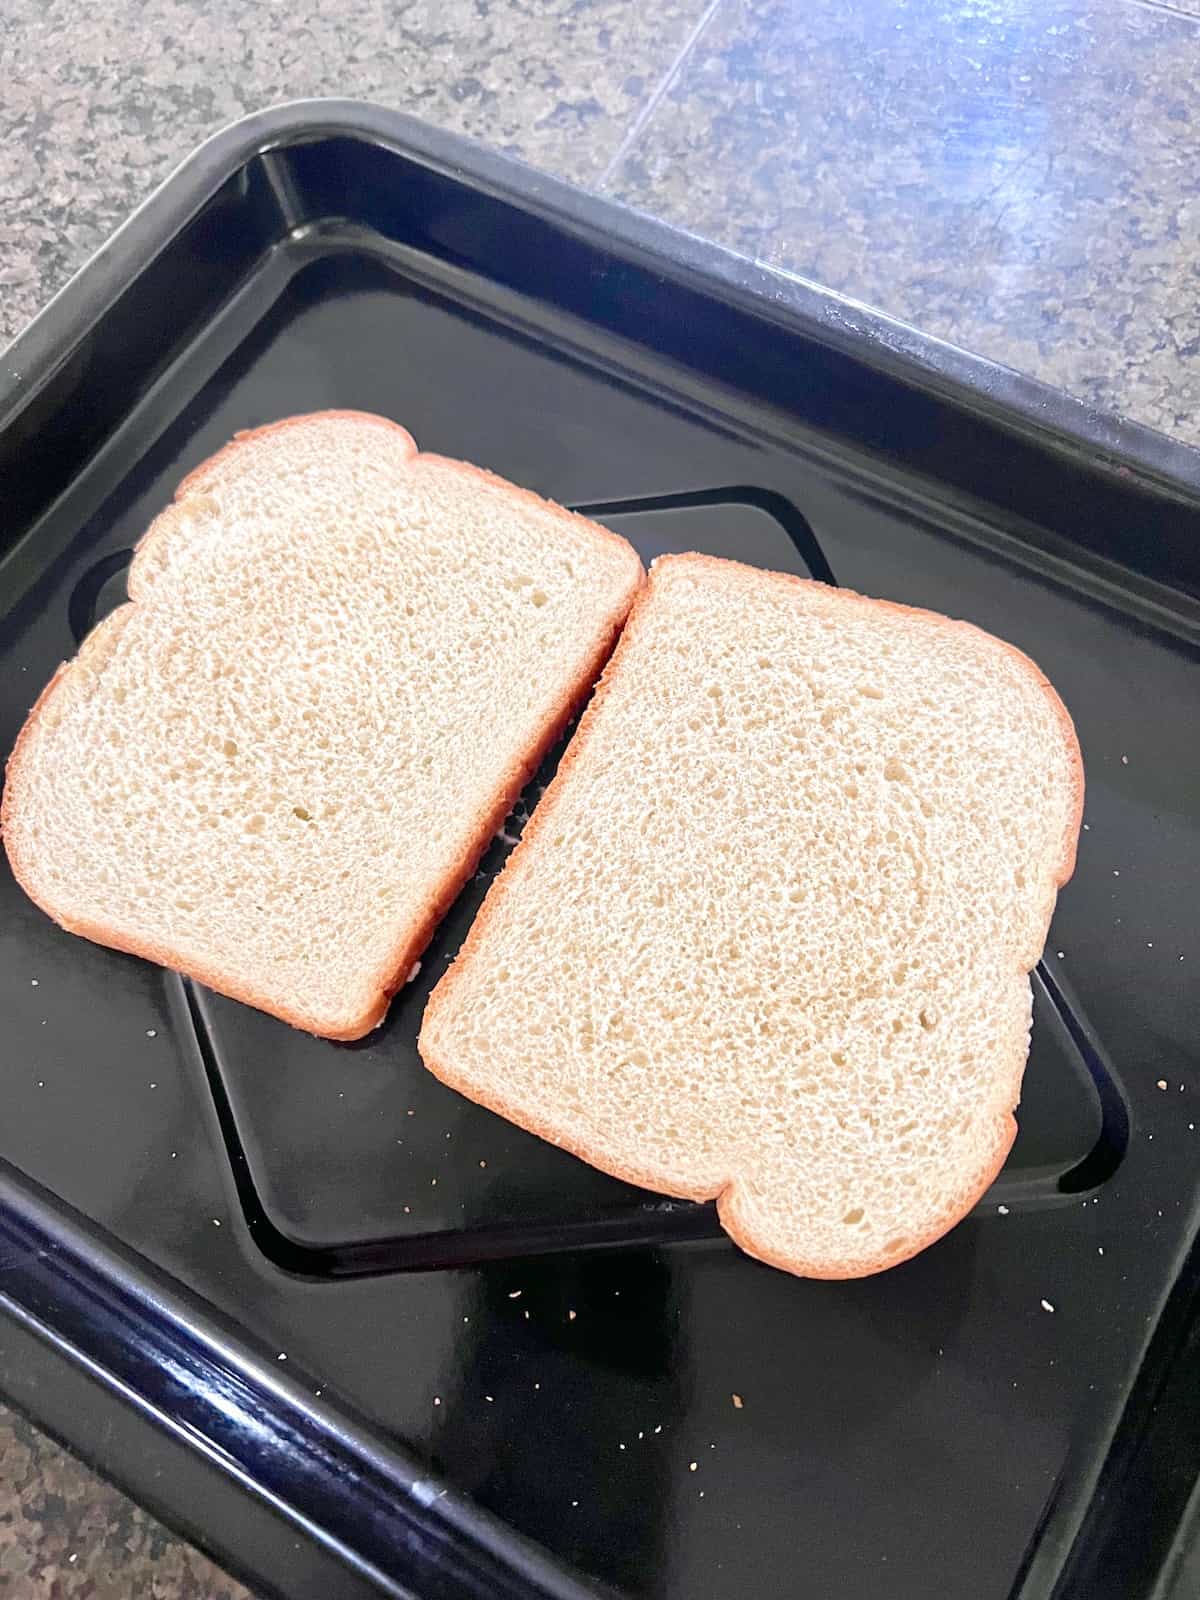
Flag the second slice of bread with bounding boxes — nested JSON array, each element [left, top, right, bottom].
[[420, 553, 1083, 1278], [2, 412, 643, 1039]]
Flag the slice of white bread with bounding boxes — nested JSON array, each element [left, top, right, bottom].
[[420, 553, 1083, 1278], [2, 411, 643, 1039]]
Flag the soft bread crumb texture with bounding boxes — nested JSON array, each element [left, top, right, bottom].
[[2, 412, 643, 1038], [420, 554, 1083, 1278]]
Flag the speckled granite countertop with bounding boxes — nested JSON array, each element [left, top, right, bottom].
[[2, 0, 1199, 1593], [5, 0, 1200, 448]]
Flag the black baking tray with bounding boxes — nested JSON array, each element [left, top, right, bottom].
[[1, 101, 1198, 1600]]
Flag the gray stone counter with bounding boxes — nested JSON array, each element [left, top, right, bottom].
[[4, 0, 1199, 446]]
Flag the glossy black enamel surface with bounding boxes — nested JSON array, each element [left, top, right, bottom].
[[1, 105, 1198, 1600]]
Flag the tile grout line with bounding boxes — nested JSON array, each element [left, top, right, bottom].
[[1125, 0, 1200, 23], [596, 0, 725, 191]]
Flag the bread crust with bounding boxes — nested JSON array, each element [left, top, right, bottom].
[[420, 552, 1082, 1277], [2, 412, 643, 1040]]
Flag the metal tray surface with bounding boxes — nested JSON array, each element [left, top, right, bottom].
[[1, 103, 1198, 1600]]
